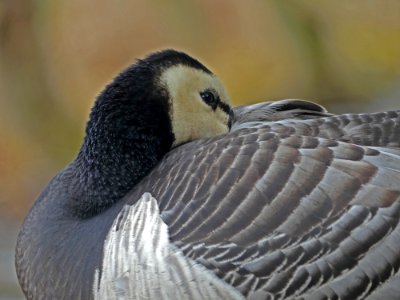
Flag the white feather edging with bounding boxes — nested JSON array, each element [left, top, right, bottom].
[[93, 192, 244, 300]]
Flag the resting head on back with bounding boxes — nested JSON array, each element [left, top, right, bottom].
[[16, 49, 400, 300], [68, 49, 233, 217], [15, 49, 233, 298]]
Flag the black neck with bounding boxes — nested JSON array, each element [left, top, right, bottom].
[[66, 84, 174, 217], [68, 129, 163, 218], [63, 56, 182, 218]]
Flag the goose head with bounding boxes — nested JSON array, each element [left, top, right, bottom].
[[74, 49, 233, 216], [85, 49, 232, 153]]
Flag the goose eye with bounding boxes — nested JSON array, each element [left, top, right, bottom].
[[200, 90, 218, 110]]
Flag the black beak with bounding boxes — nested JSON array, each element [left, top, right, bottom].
[[228, 108, 234, 130]]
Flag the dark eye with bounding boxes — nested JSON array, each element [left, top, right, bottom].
[[200, 90, 219, 110]]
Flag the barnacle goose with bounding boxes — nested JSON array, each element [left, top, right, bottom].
[[16, 49, 400, 299]]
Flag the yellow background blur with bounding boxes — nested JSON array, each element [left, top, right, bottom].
[[0, 1, 399, 297]]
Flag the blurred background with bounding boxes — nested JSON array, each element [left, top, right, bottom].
[[0, 0, 399, 298]]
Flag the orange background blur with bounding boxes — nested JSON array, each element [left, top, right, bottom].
[[0, 1, 399, 298]]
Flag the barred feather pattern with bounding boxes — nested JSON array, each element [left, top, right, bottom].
[[119, 108, 400, 299], [93, 193, 243, 300]]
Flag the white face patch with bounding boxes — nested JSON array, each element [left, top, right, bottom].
[[159, 65, 232, 146]]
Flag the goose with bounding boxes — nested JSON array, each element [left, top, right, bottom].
[[15, 49, 400, 300]]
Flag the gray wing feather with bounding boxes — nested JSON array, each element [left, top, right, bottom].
[[237, 107, 400, 149], [123, 101, 400, 299], [94, 193, 244, 300]]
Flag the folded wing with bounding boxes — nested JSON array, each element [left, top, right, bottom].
[[124, 100, 400, 298]]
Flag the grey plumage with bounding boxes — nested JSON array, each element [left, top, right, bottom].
[[122, 103, 400, 299], [93, 193, 244, 299], [15, 49, 400, 299]]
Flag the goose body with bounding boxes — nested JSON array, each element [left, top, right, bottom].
[[16, 50, 400, 299]]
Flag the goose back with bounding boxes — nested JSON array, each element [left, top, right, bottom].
[[16, 99, 400, 299], [114, 105, 400, 299]]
